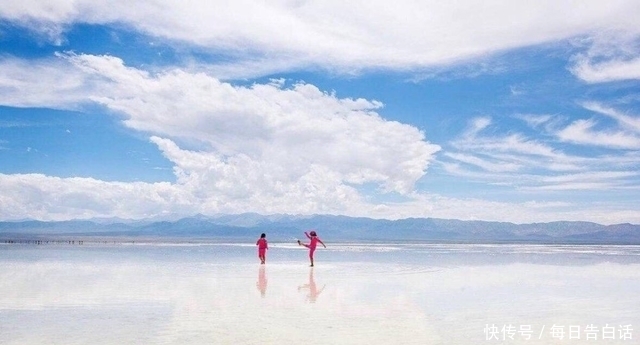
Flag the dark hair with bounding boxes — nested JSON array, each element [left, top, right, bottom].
[[310, 231, 316, 236], [260, 233, 266, 238]]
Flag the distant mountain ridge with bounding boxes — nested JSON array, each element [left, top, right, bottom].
[[1, 214, 639, 244]]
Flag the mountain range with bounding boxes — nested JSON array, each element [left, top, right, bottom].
[[1, 213, 639, 244]]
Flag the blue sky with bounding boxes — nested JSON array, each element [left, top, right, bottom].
[[0, 1, 639, 223]]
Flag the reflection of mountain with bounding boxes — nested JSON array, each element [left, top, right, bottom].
[[1, 213, 639, 244]]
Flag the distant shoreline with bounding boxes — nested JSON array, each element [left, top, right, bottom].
[[2, 235, 640, 246]]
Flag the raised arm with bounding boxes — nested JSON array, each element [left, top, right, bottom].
[[304, 231, 312, 240]]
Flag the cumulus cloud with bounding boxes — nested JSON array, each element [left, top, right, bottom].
[[1, 1, 639, 223], [1, 1, 640, 77], [0, 56, 92, 108], [0, 173, 192, 220], [65, 53, 438, 192], [4, 171, 639, 224], [0, 53, 442, 219], [2, 53, 637, 223], [149, 136, 366, 215]]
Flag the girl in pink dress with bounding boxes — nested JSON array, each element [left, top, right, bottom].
[[256, 233, 268, 264], [297, 230, 326, 267]]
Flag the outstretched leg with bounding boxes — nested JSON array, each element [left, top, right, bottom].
[[298, 240, 310, 249]]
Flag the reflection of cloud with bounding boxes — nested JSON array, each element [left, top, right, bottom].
[[1, 246, 639, 344]]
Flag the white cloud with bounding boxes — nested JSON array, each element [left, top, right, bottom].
[[533, 103, 640, 152], [514, 114, 553, 129], [443, 116, 640, 195], [455, 125, 562, 159], [1, 1, 640, 77], [0, 56, 92, 108], [571, 56, 640, 83], [377, 191, 640, 224], [0, 1, 639, 223], [0, 173, 192, 220], [461, 117, 492, 138], [62, 53, 439, 193], [443, 152, 521, 173], [451, 117, 568, 173], [149, 136, 366, 215], [525, 181, 619, 191], [3, 171, 639, 224], [582, 102, 640, 133], [556, 119, 640, 150], [0, 53, 444, 219], [19, 51, 635, 224], [540, 170, 638, 185], [569, 29, 640, 83]]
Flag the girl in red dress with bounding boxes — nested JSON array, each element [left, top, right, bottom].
[[297, 230, 326, 267], [256, 233, 268, 264]]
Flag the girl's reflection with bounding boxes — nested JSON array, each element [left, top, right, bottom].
[[256, 265, 267, 297], [298, 267, 325, 303]]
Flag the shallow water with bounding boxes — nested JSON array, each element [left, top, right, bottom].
[[1, 243, 639, 344]]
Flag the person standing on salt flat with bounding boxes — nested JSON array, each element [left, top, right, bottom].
[[256, 233, 268, 264], [297, 230, 326, 267]]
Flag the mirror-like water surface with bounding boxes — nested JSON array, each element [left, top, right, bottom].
[[1, 243, 639, 344]]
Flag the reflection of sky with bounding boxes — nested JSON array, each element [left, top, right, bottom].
[[1, 244, 639, 344]]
